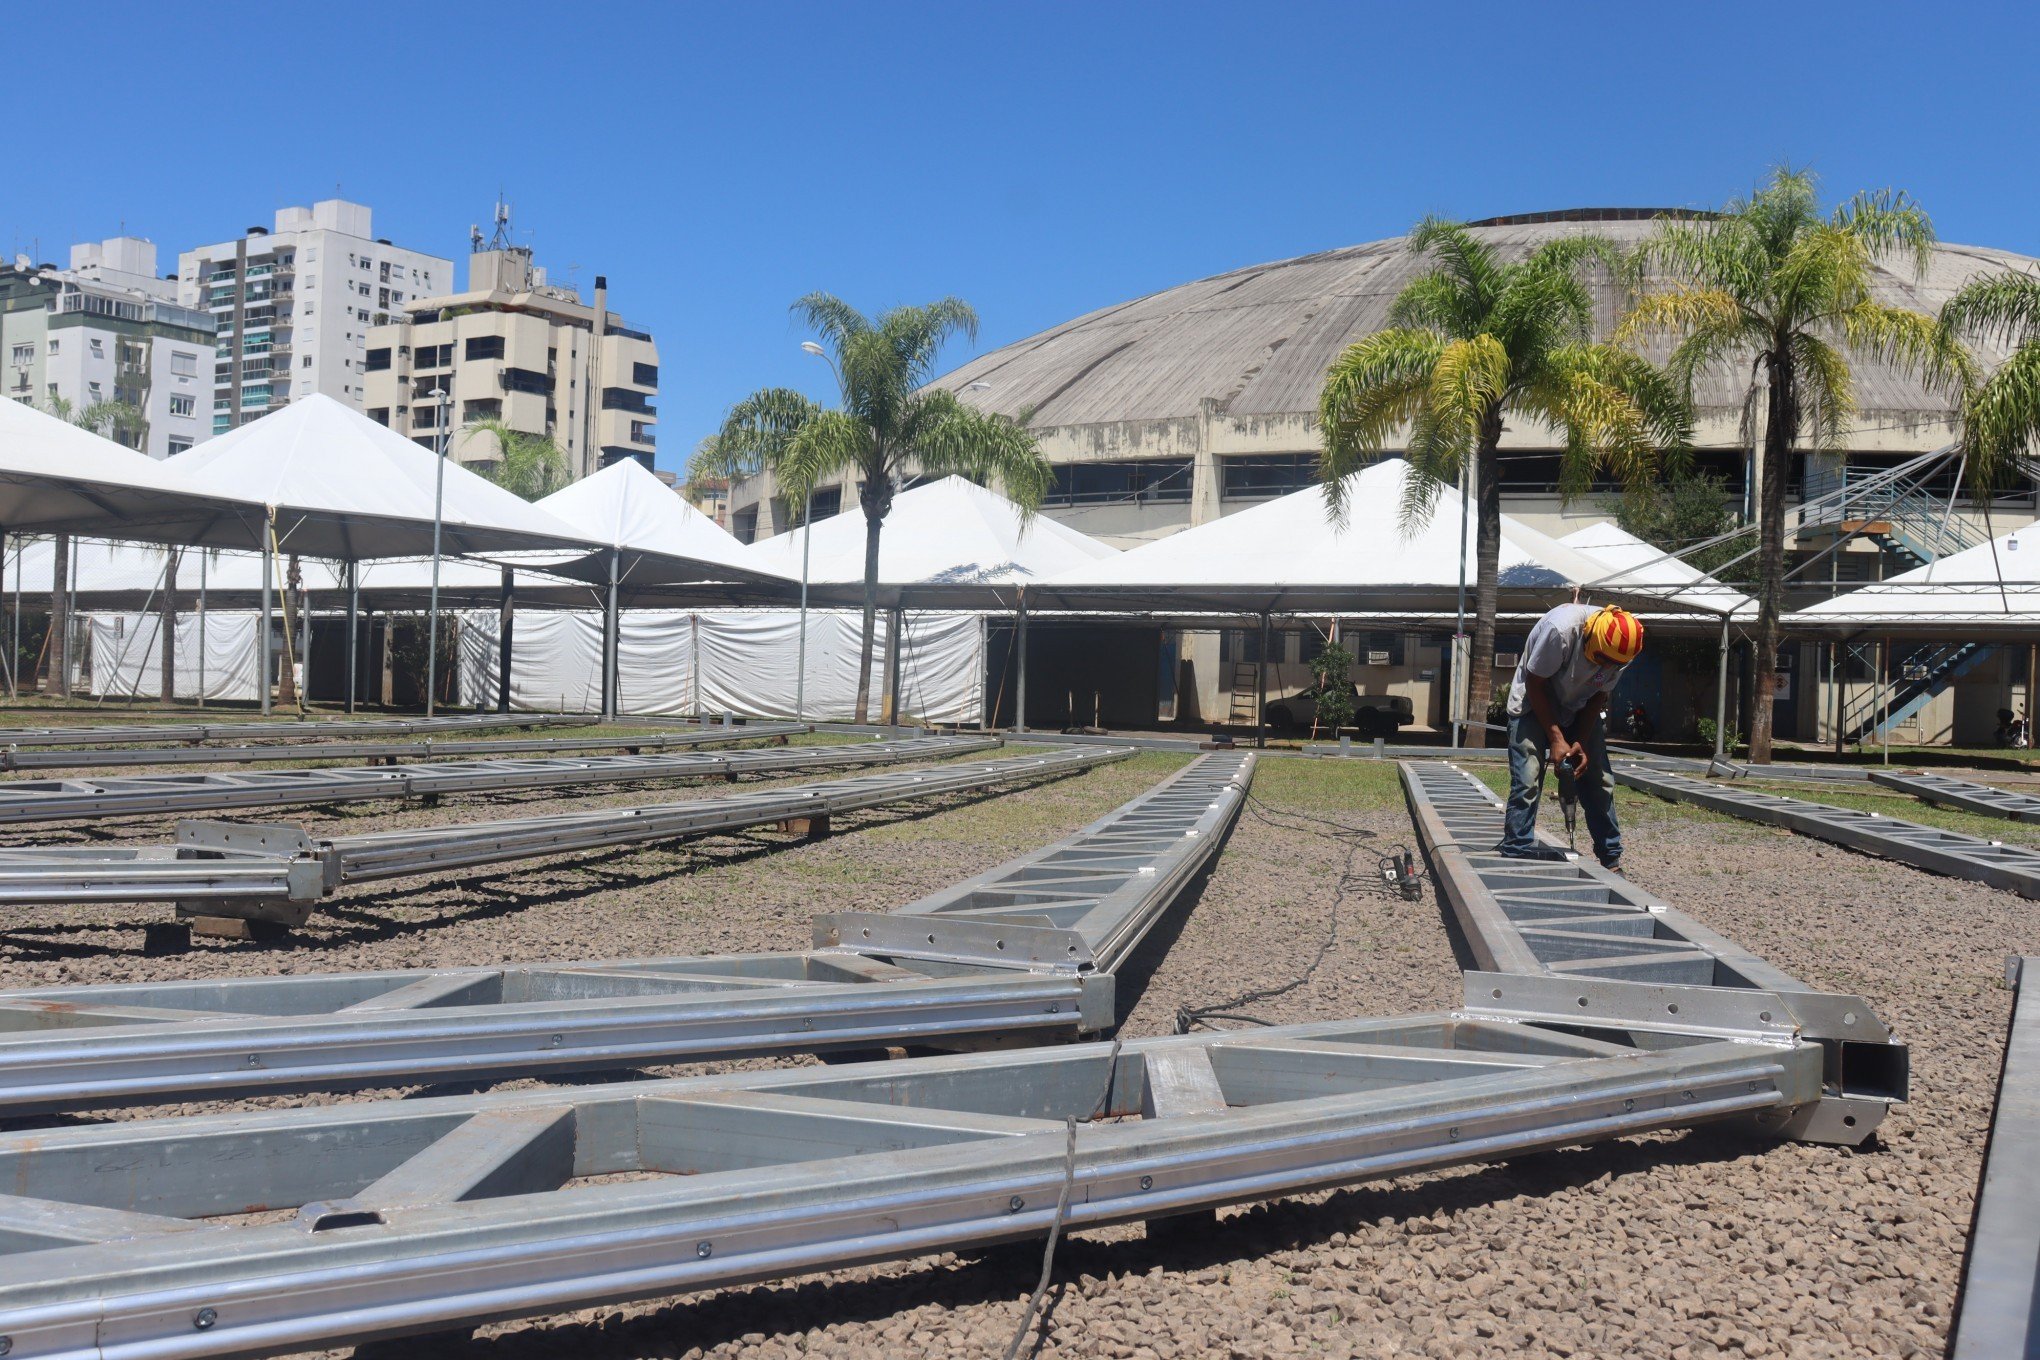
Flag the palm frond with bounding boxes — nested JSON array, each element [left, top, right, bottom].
[[1405, 218, 1500, 309], [1838, 300, 1976, 395], [1617, 287, 1746, 345], [790, 293, 871, 352], [706, 387, 824, 479], [1942, 269, 2040, 348], [1786, 331, 1856, 452], [1386, 270, 1475, 337], [1962, 341, 2040, 486], [1316, 329, 1448, 520], [776, 410, 871, 506], [905, 392, 1051, 520], [1833, 187, 1937, 279]]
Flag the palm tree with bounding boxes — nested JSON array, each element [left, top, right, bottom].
[[459, 419, 571, 501], [1621, 168, 1972, 762], [695, 294, 1051, 722], [1317, 219, 1690, 746], [1940, 268, 2040, 488]]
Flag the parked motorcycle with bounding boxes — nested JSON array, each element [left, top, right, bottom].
[[1996, 708, 2030, 749]]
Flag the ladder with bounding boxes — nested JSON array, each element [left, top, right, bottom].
[[1228, 661, 1258, 726]]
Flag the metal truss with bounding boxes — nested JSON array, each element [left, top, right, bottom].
[[0, 721, 808, 772], [0, 1011, 1824, 1360], [0, 742, 1100, 924], [1868, 769, 2040, 823], [1616, 765, 2040, 900], [0, 732, 961, 826], [1401, 762, 1908, 1145], [1951, 955, 2040, 1359], [0, 712, 589, 750], [0, 753, 1245, 1114]]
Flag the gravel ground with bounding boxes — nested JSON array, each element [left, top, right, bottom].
[[0, 749, 2027, 1359]]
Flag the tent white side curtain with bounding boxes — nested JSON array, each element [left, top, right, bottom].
[[457, 610, 985, 724], [82, 612, 262, 702]]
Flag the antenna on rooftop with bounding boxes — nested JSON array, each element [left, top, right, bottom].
[[484, 196, 515, 252]]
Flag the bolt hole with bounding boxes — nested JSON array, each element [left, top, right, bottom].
[[1666, 1003, 1680, 1015], [1843, 1115, 1858, 1127], [1576, 996, 1590, 1008]]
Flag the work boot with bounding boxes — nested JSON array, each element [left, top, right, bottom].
[[1494, 843, 1570, 862]]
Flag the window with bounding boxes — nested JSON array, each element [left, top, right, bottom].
[[1222, 453, 1321, 500], [1047, 459, 1193, 506], [46, 338, 58, 355], [629, 420, 655, 446], [803, 485, 842, 521], [89, 338, 104, 358], [632, 362, 658, 386], [169, 395, 195, 416], [365, 348, 391, 371], [9, 344, 30, 365], [87, 381, 102, 398], [167, 438, 193, 455], [302, 355, 312, 368], [732, 508, 758, 544], [601, 386, 653, 413], [464, 335, 505, 361], [368, 408, 390, 426], [170, 350, 197, 378]]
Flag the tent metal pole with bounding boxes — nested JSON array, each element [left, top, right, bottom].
[[344, 562, 358, 715], [1452, 451, 1471, 749], [497, 566, 514, 714], [601, 547, 620, 722], [196, 552, 207, 709], [1713, 615, 1730, 762], [0, 527, 8, 700], [1013, 593, 1028, 735], [795, 488, 812, 722], [424, 389, 450, 719], [1255, 613, 1270, 750], [8, 533, 18, 701], [299, 576, 312, 711], [260, 512, 274, 717]]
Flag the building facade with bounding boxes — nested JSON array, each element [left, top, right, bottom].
[[360, 246, 658, 477], [178, 200, 452, 436], [1, 237, 215, 457]]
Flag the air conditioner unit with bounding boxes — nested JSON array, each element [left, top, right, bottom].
[[1494, 652, 1521, 668], [1365, 650, 1391, 666]]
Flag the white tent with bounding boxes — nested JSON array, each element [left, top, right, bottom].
[[1031, 460, 1665, 616], [536, 459, 774, 580], [1789, 520, 2040, 639], [1561, 521, 1752, 617], [0, 396, 258, 544], [742, 476, 1117, 586], [164, 395, 596, 560]]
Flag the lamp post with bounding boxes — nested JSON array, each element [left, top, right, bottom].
[[423, 387, 449, 717], [794, 339, 839, 721]]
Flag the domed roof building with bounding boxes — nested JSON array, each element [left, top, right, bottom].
[[901, 210, 2028, 547]]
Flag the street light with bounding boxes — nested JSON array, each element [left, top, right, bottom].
[[423, 387, 449, 717]]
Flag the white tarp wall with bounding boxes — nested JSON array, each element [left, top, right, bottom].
[[83, 611, 262, 701], [457, 609, 986, 724]]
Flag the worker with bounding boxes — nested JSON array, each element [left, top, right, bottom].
[[1495, 603, 1644, 871]]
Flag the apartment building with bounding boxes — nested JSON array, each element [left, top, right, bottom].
[[177, 200, 452, 435], [1, 237, 216, 457], [361, 245, 657, 478]]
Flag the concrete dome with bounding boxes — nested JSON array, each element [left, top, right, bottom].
[[937, 211, 2034, 456]]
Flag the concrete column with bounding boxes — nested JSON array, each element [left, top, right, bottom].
[[883, 606, 904, 725], [496, 566, 514, 714], [1014, 595, 1029, 734], [1190, 397, 1222, 528]]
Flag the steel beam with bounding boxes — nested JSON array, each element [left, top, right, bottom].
[[0, 743, 1108, 917], [1616, 764, 2040, 899], [1868, 769, 2040, 823], [0, 732, 950, 825], [1401, 762, 1907, 1144], [0, 712, 591, 750], [0, 721, 806, 772], [1951, 955, 2040, 1359], [0, 1013, 1825, 1359], [0, 753, 1241, 1113]]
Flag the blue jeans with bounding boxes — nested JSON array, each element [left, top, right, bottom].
[[1500, 709, 1623, 865]]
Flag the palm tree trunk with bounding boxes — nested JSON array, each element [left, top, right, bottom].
[[159, 551, 179, 706], [853, 510, 883, 724], [1462, 410, 1506, 749], [45, 533, 69, 698], [1749, 358, 1794, 765]]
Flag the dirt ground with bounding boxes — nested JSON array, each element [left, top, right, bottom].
[[0, 741, 2027, 1360]]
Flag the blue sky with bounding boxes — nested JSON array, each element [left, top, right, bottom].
[[13, 1, 2040, 474]]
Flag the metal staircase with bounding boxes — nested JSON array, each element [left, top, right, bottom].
[[1839, 640, 1993, 743], [1800, 456, 1981, 571]]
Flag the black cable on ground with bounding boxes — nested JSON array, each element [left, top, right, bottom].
[[1173, 792, 1427, 1036], [1001, 1034, 1125, 1360]]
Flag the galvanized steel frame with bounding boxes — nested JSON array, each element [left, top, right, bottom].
[[0, 1012, 1823, 1359], [1616, 764, 2040, 899], [1867, 769, 2040, 823], [0, 731, 938, 826], [0, 740, 1076, 916], [0, 722, 807, 772], [1400, 761, 1907, 1144], [0, 712, 590, 750], [1950, 955, 2040, 1359], [0, 753, 1246, 1114]]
